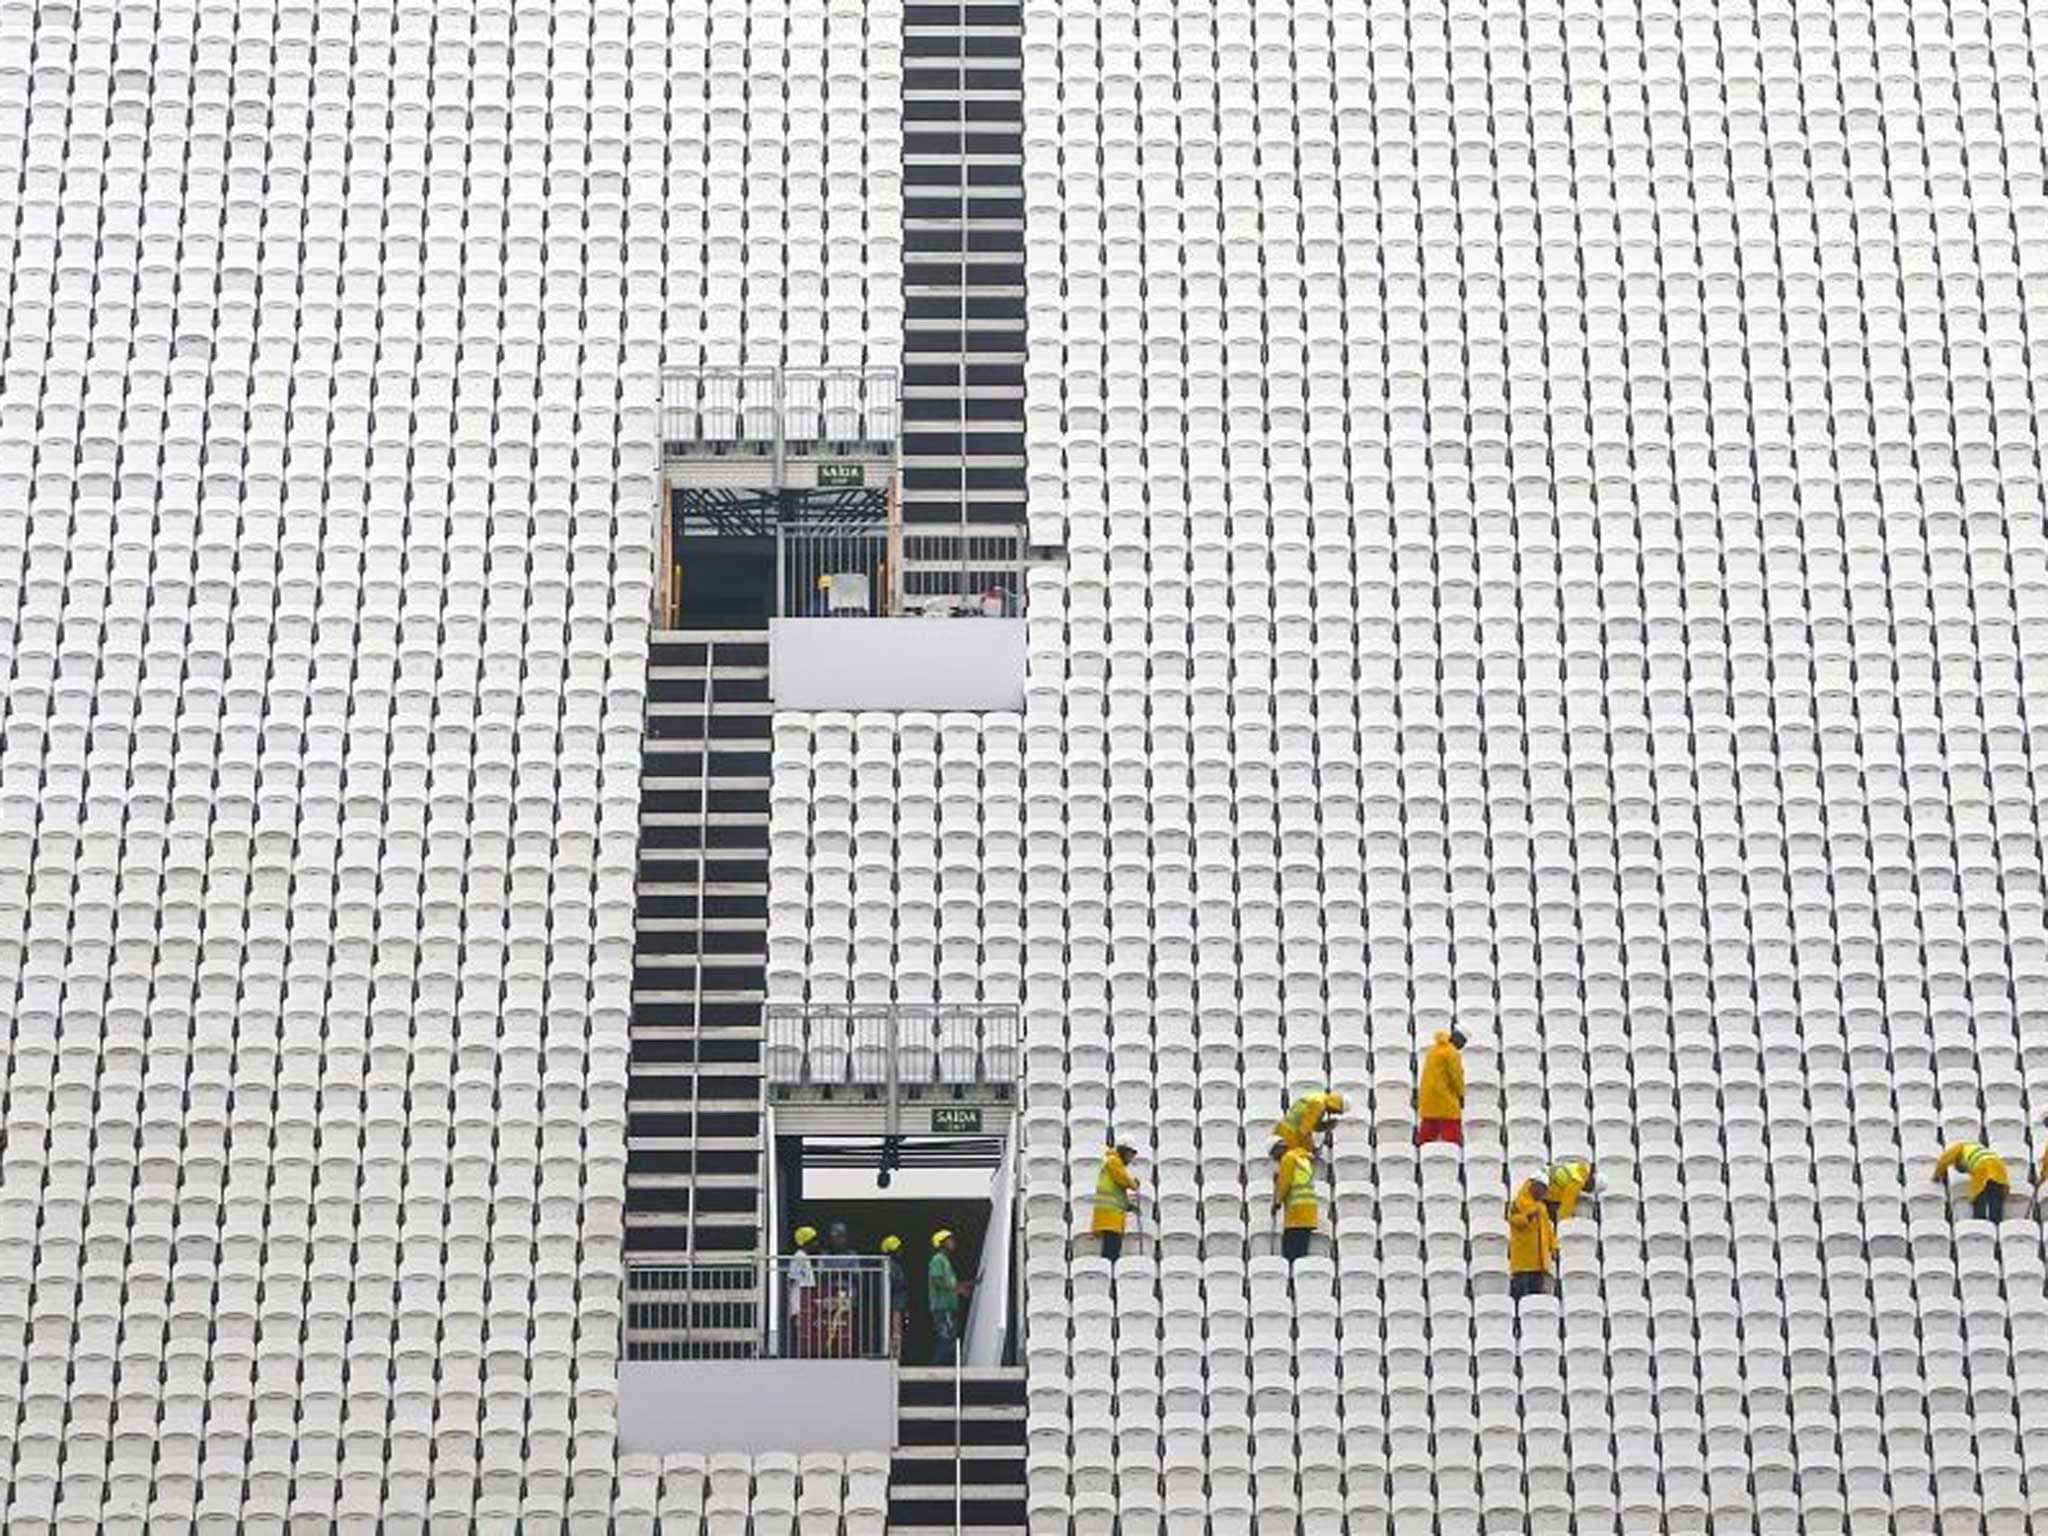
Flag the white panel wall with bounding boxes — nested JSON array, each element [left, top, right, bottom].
[[768, 619, 1027, 710]]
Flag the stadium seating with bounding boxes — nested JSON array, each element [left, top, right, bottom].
[[769, 0, 2048, 1532], [6, 0, 2048, 1528], [0, 0, 897, 1526]]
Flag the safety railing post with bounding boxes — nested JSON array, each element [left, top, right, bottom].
[[953, 1347, 964, 1536], [884, 1008, 901, 1142]]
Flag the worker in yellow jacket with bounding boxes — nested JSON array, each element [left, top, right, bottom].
[[1271, 1090, 1348, 1155], [1507, 1178, 1558, 1301], [1091, 1142, 1141, 1263], [1416, 1029, 1468, 1145], [1543, 1159, 1596, 1221], [1270, 1141, 1319, 1262], [1933, 1139, 2010, 1221]]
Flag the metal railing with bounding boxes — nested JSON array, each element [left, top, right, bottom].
[[898, 526, 1024, 616], [663, 366, 901, 450], [779, 494, 894, 618], [764, 1004, 1022, 1092], [624, 1256, 897, 1362]]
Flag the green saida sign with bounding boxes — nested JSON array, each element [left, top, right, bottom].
[[817, 462, 865, 487], [931, 1106, 983, 1134]]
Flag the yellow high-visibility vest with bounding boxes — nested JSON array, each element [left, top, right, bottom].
[[1094, 1161, 1132, 1215], [1284, 1156, 1317, 1214]]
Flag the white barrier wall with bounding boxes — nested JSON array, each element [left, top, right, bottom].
[[618, 1363, 897, 1455], [770, 619, 1027, 710]]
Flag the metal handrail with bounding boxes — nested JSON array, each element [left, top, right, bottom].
[[686, 644, 715, 1271], [624, 1256, 894, 1361], [662, 365, 901, 451], [764, 1003, 1022, 1092]]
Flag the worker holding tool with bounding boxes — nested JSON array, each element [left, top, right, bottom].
[[1542, 1159, 1596, 1221], [1933, 1138, 2011, 1221], [1271, 1090, 1349, 1156], [1270, 1141, 1320, 1263], [1091, 1141, 1142, 1263], [1508, 1177, 1559, 1301], [1416, 1029, 1468, 1145]]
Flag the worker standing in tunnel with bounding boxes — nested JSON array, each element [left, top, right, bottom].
[[879, 1235, 908, 1360], [788, 1225, 822, 1356], [1416, 1029, 1468, 1145], [929, 1230, 973, 1365]]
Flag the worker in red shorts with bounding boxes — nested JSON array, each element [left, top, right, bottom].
[[1415, 1028, 1468, 1145]]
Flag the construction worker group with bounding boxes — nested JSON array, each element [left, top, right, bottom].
[[791, 1046, 2048, 1357], [1087, 1032, 2047, 1300], [788, 1222, 970, 1364]]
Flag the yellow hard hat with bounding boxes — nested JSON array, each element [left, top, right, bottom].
[[816, 573, 832, 590], [932, 1229, 953, 1249], [794, 1225, 818, 1247], [1326, 1092, 1348, 1113], [880, 1235, 902, 1254]]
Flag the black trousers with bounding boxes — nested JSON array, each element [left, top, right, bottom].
[[1973, 1182, 2007, 1222], [1511, 1271, 1557, 1301], [1100, 1230, 1123, 1262], [1281, 1227, 1311, 1262]]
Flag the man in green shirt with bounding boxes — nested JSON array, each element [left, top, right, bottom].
[[928, 1229, 973, 1365]]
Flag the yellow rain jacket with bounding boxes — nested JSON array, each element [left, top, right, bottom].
[[1417, 1032, 1465, 1120], [1546, 1161, 1593, 1221], [1271, 1091, 1342, 1152], [1274, 1147, 1319, 1230], [1934, 1142, 2008, 1198], [1091, 1149, 1139, 1235], [1507, 1184, 1557, 1276]]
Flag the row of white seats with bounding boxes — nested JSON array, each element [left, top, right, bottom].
[[614, 1452, 890, 1536]]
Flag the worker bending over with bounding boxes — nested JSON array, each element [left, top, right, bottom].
[[1092, 1141, 1141, 1263], [1508, 1177, 1558, 1301], [1271, 1141, 1319, 1262], [1933, 1139, 2010, 1221], [1272, 1090, 1348, 1155], [1543, 1159, 1596, 1221], [1416, 1029, 1468, 1145]]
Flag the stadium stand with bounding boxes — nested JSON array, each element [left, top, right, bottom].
[[4, 0, 2048, 1529]]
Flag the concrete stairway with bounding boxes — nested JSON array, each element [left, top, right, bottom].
[[888, 1368, 1028, 1535], [625, 632, 774, 1273]]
